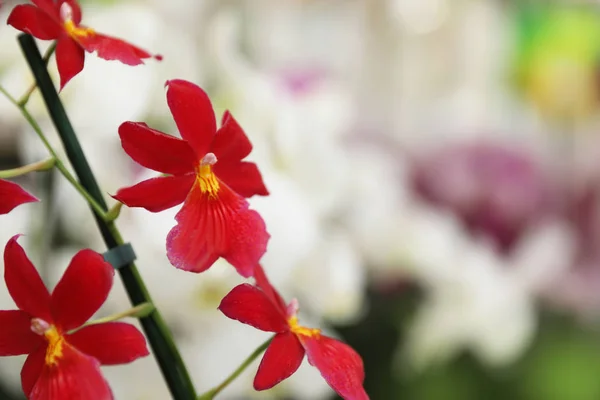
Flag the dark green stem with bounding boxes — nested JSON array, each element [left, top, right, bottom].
[[18, 41, 56, 106], [197, 337, 272, 400], [18, 34, 197, 400]]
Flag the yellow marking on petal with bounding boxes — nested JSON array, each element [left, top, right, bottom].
[[197, 165, 220, 197], [196, 160, 220, 198], [288, 316, 321, 338], [63, 20, 95, 39], [43, 326, 65, 366]]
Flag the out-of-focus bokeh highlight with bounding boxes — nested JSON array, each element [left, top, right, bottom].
[[2, 0, 600, 399]]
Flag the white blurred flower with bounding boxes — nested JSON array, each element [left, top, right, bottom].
[[250, 170, 319, 288], [208, 8, 356, 216], [399, 213, 574, 369], [390, 0, 449, 35], [342, 136, 574, 370], [402, 242, 535, 369], [294, 229, 367, 325]]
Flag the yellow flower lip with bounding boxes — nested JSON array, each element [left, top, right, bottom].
[[63, 19, 95, 38], [285, 299, 321, 338], [196, 153, 220, 197], [287, 309, 321, 339], [31, 318, 65, 366], [60, 2, 95, 39]]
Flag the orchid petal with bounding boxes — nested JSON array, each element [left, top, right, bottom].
[[56, 36, 85, 89], [21, 344, 46, 398], [113, 174, 194, 212], [7, 4, 61, 40], [67, 322, 148, 365], [214, 161, 269, 198], [0, 179, 38, 215], [0, 310, 42, 356], [51, 250, 113, 331], [118, 122, 196, 175], [31, 0, 60, 20], [254, 332, 305, 390], [166, 183, 269, 277], [28, 343, 113, 400], [221, 191, 270, 277], [301, 335, 368, 400], [212, 111, 252, 162], [77, 32, 161, 66], [253, 265, 288, 315], [165, 79, 216, 157], [4, 236, 51, 322], [219, 284, 288, 332]]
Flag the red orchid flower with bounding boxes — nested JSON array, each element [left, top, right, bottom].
[[7, 0, 162, 89], [113, 79, 269, 278], [219, 265, 369, 400], [0, 179, 38, 215], [0, 236, 148, 400]]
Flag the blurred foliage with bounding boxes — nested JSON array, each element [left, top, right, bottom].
[[0, 384, 23, 400], [511, 3, 600, 119]]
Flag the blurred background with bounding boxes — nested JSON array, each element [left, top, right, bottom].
[[2, 0, 600, 399]]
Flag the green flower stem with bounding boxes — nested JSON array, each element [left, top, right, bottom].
[[0, 84, 19, 105], [80, 302, 156, 329], [18, 34, 197, 400], [197, 337, 273, 400], [18, 41, 56, 107], [0, 157, 55, 178]]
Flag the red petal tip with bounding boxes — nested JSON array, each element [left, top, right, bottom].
[[4, 234, 52, 321], [218, 284, 288, 332], [302, 335, 368, 400], [50, 249, 114, 331], [253, 332, 305, 390], [0, 179, 39, 214]]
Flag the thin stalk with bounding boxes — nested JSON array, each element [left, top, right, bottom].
[[0, 84, 109, 219], [80, 302, 155, 328], [0, 157, 55, 178], [105, 201, 123, 222], [18, 42, 56, 106], [18, 34, 197, 400], [17, 101, 109, 219], [197, 337, 272, 400]]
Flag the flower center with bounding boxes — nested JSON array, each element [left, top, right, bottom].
[[31, 318, 65, 366], [196, 153, 220, 198], [60, 3, 94, 39], [288, 315, 321, 338]]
